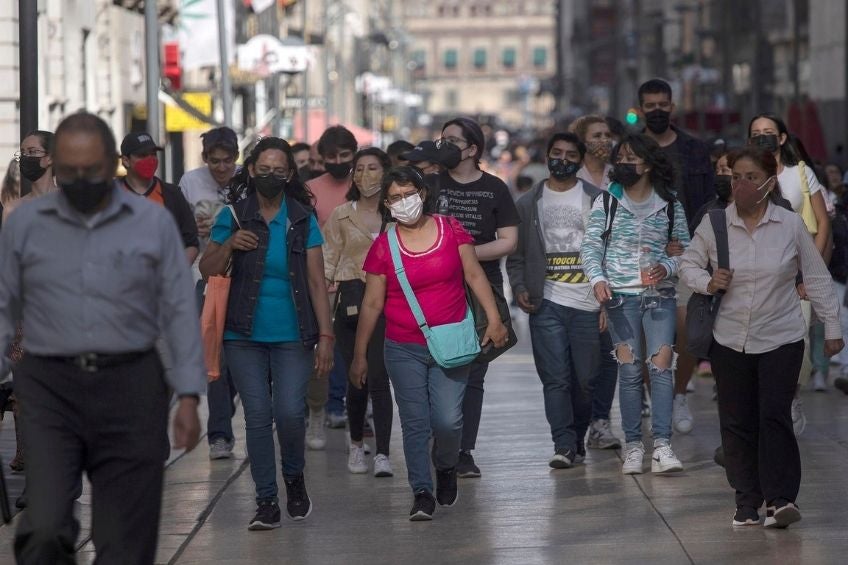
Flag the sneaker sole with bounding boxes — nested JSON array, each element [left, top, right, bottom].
[[622, 466, 644, 475], [287, 502, 313, 522], [374, 470, 394, 478], [765, 507, 801, 529], [305, 441, 326, 451], [456, 469, 481, 478], [549, 458, 574, 469], [409, 511, 433, 521], [348, 466, 369, 474], [673, 421, 693, 434], [209, 452, 234, 460], [732, 518, 760, 527], [651, 461, 684, 473], [248, 521, 281, 531]]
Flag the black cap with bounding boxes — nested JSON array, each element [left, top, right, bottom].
[[201, 127, 238, 154], [402, 140, 439, 164], [120, 132, 163, 156]]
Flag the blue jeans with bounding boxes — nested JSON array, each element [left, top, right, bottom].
[[224, 340, 313, 503], [529, 300, 600, 451], [384, 340, 469, 494], [592, 329, 618, 421], [207, 352, 237, 444], [605, 293, 677, 444], [327, 345, 347, 415]]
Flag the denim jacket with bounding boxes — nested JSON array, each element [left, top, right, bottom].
[[225, 193, 319, 348], [581, 183, 690, 295]]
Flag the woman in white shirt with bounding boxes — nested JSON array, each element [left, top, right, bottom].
[[681, 146, 843, 530]]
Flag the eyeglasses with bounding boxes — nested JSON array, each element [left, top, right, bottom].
[[435, 137, 467, 149], [386, 189, 420, 205], [14, 150, 47, 161], [255, 168, 291, 179]]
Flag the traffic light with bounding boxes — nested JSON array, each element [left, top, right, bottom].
[[163, 41, 182, 91], [625, 108, 639, 125]]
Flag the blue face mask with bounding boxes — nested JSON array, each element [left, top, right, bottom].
[[547, 158, 580, 180]]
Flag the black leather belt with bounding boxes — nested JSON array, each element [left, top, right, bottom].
[[42, 350, 153, 373]]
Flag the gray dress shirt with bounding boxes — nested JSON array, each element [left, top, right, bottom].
[[0, 185, 206, 396]]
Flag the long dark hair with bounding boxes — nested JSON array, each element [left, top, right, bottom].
[[747, 113, 801, 167], [727, 145, 785, 205], [378, 166, 428, 220], [611, 133, 677, 202], [442, 117, 485, 168], [228, 137, 314, 206], [23, 130, 55, 153], [346, 147, 391, 201]]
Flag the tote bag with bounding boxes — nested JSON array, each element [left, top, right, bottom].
[[200, 205, 239, 381], [685, 209, 728, 358]]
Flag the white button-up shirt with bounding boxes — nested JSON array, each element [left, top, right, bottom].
[[680, 201, 841, 354]]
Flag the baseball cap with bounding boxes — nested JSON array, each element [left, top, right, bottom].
[[402, 140, 440, 164], [201, 127, 239, 154], [120, 132, 163, 156]]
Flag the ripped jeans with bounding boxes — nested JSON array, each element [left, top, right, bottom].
[[605, 292, 677, 444]]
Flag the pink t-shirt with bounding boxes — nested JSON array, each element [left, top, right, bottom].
[[306, 172, 350, 227], [363, 215, 475, 345]]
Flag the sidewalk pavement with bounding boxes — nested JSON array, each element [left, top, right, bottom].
[[3, 313, 848, 563]]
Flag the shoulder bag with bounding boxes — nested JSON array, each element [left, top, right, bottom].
[[387, 225, 480, 369], [685, 208, 729, 358], [798, 161, 818, 235]]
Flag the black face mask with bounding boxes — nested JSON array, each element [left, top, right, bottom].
[[714, 174, 732, 201], [325, 161, 352, 180], [750, 134, 780, 154], [437, 142, 462, 170], [298, 165, 321, 182], [644, 109, 671, 134], [610, 163, 643, 187], [547, 158, 580, 180], [253, 174, 286, 199], [19, 155, 47, 182], [59, 178, 112, 214]]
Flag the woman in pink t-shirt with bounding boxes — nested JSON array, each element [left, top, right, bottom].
[[351, 166, 507, 521]]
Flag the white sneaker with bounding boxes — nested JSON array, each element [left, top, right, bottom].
[[306, 408, 327, 450], [586, 419, 622, 449], [373, 454, 394, 477], [651, 440, 683, 473], [209, 437, 234, 460], [686, 379, 697, 393], [347, 443, 368, 474], [791, 396, 806, 436], [622, 442, 645, 475], [672, 394, 694, 434], [812, 371, 827, 392], [326, 411, 347, 429]]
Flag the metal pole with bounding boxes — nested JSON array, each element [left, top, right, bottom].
[[217, 0, 233, 127], [144, 0, 160, 144], [301, 1, 309, 142], [19, 0, 38, 197], [323, 0, 332, 130]]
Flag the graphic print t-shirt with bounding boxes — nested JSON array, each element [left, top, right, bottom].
[[432, 171, 520, 285], [540, 183, 599, 311]]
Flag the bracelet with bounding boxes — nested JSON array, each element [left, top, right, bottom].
[[319, 334, 336, 341]]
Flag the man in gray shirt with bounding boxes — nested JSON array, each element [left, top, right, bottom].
[[0, 112, 204, 564]]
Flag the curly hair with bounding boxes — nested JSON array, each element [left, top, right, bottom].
[[611, 133, 677, 202], [568, 115, 607, 143], [227, 137, 314, 206], [346, 147, 391, 201]]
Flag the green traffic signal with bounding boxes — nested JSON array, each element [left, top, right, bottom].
[[626, 110, 639, 125]]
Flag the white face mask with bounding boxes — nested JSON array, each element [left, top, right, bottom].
[[389, 193, 424, 225]]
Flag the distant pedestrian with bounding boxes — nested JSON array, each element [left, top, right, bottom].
[[3, 130, 57, 222], [200, 137, 334, 530], [403, 140, 442, 176], [350, 166, 506, 520], [570, 115, 614, 191], [387, 139, 415, 167], [0, 112, 203, 564]]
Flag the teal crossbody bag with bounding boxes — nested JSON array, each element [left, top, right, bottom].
[[387, 225, 480, 369]]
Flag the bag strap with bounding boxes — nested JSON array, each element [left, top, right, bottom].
[[799, 161, 811, 197], [708, 208, 729, 270], [600, 192, 618, 264], [387, 225, 430, 332], [666, 199, 675, 241], [226, 204, 241, 230]]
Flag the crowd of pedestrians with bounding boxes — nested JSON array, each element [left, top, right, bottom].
[[1, 76, 847, 562]]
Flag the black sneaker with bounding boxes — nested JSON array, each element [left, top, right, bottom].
[[764, 502, 801, 529], [435, 467, 458, 507], [409, 490, 436, 521], [456, 451, 481, 478], [549, 448, 575, 469], [575, 440, 586, 464], [283, 475, 312, 521], [732, 506, 760, 527], [248, 500, 281, 530]]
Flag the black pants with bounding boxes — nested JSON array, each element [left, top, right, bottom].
[[335, 311, 393, 455], [14, 351, 169, 565], [711, 340, 803, 509], [461, 361, 489, 452]]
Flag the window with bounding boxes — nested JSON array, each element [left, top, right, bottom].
[[502, 47, 516, 69], [533, 47, 547, 69], [412, 49, 426, 71], [444, 49, 458, 70], [473, 48, 487, 70]]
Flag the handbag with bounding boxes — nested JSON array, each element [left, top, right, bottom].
[[387, 225, 480, 369], [798, 161, 818, 235], [685, 208, 729, 358], [200, 205, 239, 381], [466, 282, 517, 363], [335, 279, 366, 319]]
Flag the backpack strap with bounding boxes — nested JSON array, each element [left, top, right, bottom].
[[600, 192, 618, 264], [708, 208, 729, 270], [666, 199, 675, 241]]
